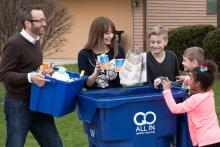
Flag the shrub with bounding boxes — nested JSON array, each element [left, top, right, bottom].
[[166, 25, 216, 70], [203, 29, 220, 70]]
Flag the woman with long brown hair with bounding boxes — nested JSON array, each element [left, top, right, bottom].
[[78, 16, 125, 89]]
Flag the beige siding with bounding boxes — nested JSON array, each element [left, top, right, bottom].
[[146, 0, 217, 30], [133, 0, 145, 51], [47, 0, 132, 61], [47, 0, 218, 60]]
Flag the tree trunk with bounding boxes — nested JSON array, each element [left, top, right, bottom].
[[218, 0, 220, 28]]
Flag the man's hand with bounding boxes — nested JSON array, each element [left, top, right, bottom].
[[31, 73, 50, 87]]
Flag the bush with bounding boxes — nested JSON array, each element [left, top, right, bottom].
[[203, 29, 220, 70], [166, 25, 216, 70]]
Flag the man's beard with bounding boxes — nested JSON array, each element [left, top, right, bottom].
[[31, 26, 44, 36]]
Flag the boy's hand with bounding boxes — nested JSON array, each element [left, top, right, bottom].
[[161, 79, 171, 90], [154, 77, 162, 89], [175, 75, 187, 82]]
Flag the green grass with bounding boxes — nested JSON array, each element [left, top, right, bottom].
[[213, 80, 220, 118], [62, 64, 79, 72], [0, 64, 219, 146], [0, 106, 88, 147]]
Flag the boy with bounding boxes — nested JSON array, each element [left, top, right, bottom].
[[176, 46, 205, 88], [146, 25, 180, 88]]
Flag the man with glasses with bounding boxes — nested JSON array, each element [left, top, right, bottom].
[[0, 5, 63, 147]]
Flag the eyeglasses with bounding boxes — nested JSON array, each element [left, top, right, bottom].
[[29, 18, 47, 24]]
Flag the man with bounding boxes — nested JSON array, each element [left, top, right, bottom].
[[0, 5, 63, 147]]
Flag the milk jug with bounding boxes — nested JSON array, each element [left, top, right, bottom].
[[51, 68, 70, 81]]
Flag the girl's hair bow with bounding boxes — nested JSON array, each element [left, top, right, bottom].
[[200, 65, 208, 72]]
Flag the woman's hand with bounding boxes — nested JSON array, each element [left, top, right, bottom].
[[87, 60, 102, 87], [94, 60, 101, 75]]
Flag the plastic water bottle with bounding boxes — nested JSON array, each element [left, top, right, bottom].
[[132, 46, 142, 55], [51, 68, 70, 82], [182, 76, 190, 89], [127, 46, 142, 65]]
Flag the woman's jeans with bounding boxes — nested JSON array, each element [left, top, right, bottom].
[[3, 97, 63, 147]]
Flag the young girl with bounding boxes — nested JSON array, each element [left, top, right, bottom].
[[162, 60, 220, 147]]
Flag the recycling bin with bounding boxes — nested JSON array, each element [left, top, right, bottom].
[[30, 71, 87, 117], [77, 85, 188, 147], [176, 115, 193, 147], [176, 94, 193, 147]]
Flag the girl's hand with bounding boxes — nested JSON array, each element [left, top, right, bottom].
[[161, 79, 171, 90]]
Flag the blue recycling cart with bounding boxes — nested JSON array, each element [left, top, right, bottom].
[[77, 85, 192, 147]]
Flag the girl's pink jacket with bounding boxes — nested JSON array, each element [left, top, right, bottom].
[[163, 89, 220, 147]]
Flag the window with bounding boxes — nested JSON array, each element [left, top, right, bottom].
[[207, 0, 217, 14]]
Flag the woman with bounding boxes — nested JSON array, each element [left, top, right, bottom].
[[78, 16, 125, 90]]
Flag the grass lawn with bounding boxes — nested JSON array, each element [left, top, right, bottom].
[[213, 80, 220, 118], [0, 105, 88, 147], [0, 64, 219, 146]]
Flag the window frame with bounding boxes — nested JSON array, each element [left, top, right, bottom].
[[207, 0, 217, 14]]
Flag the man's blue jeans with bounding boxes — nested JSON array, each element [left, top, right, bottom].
[[3, 97, 63, 147]]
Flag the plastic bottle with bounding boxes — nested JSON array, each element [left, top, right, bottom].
[[127, 46, 142, 64], [181, 76, 190, 89], [80, 70, 85, 77], [51, 68, 70, 82], [132, 46, 142, 55]]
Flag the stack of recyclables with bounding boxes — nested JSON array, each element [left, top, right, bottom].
[[30, 70, 87, 117], [77, 85, 189, 147]]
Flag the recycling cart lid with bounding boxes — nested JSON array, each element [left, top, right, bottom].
[[77, 85, 187, 123]]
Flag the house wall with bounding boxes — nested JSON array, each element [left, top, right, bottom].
[[132, 0, 146, 51], [132, 0, 217, 52], [46, 0, 132, 62], [47, 0, 217, 61], [146, 0, 217, 30]]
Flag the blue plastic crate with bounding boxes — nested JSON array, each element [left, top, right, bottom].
[[30, 71, 87, 117], [77, 85, 188, 147]]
